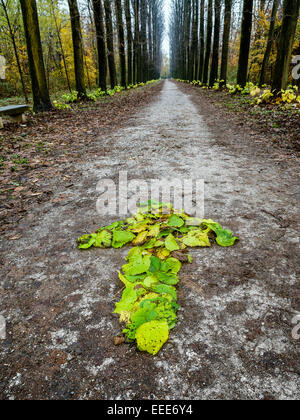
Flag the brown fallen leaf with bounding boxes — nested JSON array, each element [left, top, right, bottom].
[[9, 234, 22, 240], [113, 336, 125, 346]]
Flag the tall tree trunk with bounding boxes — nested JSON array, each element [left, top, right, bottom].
[[220, 0, 232, 86], [92, 0, 107, 91], [203, 0, 213, 84], [272, 0, 300, 91], [189, 0, 198, 81], [20, 0, 52, 112], [125, 0, 133, 85], [133, 0, 140, 83], [104, 0, 117, 88], [115, 0, 126, 87], [237, 0, 254, 87], [209, 0, 221, 87], [67, 0, 87, 98], [140, 0, 148, 82], [259, 0, 280, 86], [198, 0, 205, 81]]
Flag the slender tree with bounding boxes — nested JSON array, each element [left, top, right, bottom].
[[92, 0, 107, 91], [272, 0, 300, 91], [209, 0, 221, 87], [203, 0, 213, 84], [115, 0, 126, 87], [125, 0, 133, 85], [140, 0, 148, 82], [133, 0, 140, 82], [1, 0, 28, 102], [67, 0, 87, 98], [237, 0, 254, 87], [220, 0, 232, 86], [198, 0, 205, 81], [20, 0, 52, 112], [259, 0, 280, 86], [104, 0, 117, 88]]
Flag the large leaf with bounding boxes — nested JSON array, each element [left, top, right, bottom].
[[181, 230, 211, 247], [201, 220, 239, 247], [168, 214, 184, 228], [135, 321, 169, 355], [165, 234, 180, 251], [112, 231, 136, 248]]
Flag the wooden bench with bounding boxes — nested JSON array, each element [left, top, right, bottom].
[[0, 105, 29, 128]]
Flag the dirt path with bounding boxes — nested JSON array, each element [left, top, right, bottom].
[[0, 80, 299, 400]]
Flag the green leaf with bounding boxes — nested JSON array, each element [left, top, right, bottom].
[[168, 214, 184, 227], [165, 234, 180, 251], [112, 231, 136, 248], [152, 284, 177, 300], [156, 271, 179, 285], [149, 256, 162, 273], [181, 230, 211, 247], [161, 257, 181, 274], [135, 320, 169, 355], [94, 230, 112, 248], [114, 287, 138, 314], [201, 220, 239, 247], [78, 234, 96, 249]]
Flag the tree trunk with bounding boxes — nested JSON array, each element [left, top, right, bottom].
[[67, 0, 87, 98], [198, 0, 205, 81], [272, 0, 300, 91], [125, 0, 133, 85], [140, 0, 148, 82], [220, 0, 232, 86], [133, 0, 140, 83], [92, 0, 107, 91], [203, 0, 213, 85], [259, 0, 280, 86], [115, 0, 126, 87], [104, 0, 117, 88], [209, 0, 221, 87], [237, 0, 254, 87], [20, 0, 52, 112], [189, 0, 198, 81]]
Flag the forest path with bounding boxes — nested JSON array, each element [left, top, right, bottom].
[[0, 80, 299, 400]]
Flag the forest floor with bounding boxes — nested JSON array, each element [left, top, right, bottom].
[[0, 80, 299, 400]]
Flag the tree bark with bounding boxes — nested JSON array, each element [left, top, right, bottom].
[[115, 0, 126, 87], [67, 0, 87, 98], [133, 0, 140, 83], [220, 0, 232, 86], [125, 0, 133, 85], [209, 0, 221, 87], [259, 0, 280, 86], [237, 0, 254, 87], [203, 0, 213, 84], [104, 0, 117, 88], [140, 0, 148, 82], [20, 0, 52, 112], [198, 0, 205, 81], [92, 0, 107, 91], [272, 0, 300, 91]]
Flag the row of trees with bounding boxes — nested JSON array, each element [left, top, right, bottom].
[[0, 0, 164, 112], [170, 0, 300, 91]]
